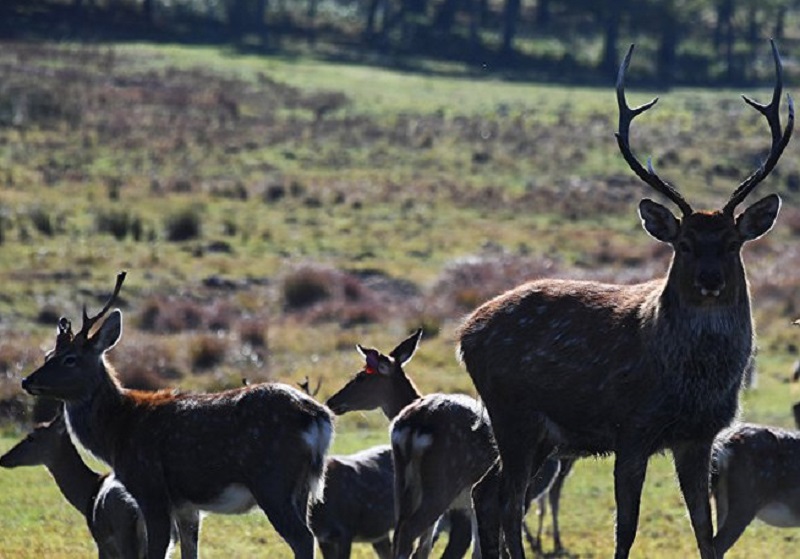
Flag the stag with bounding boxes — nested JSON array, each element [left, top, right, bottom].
[[711, 423, 800, 555], [458, 40, 793, 559], [21, 272, 334, 559]]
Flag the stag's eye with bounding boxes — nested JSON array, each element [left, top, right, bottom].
[[62, 355, 78, 367]]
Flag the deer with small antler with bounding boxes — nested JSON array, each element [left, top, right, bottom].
[[458, 40, 794, 559], [21, 272, 334, 559]]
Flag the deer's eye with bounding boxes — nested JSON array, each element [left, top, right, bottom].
[[62, 355, 78, 367]]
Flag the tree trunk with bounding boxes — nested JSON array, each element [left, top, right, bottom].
[[433, 0, 460, 32], [657, 14, 678, 85], [600, 2, 622, 77], [536, 0, 550, 26], [501, 0, 521, 57]]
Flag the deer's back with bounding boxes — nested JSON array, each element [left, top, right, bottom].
[[715, 424, 800, 489], [391, 393, 496, 493], [310, 445, 394, 543]]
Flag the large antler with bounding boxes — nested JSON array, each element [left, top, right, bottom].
[[723, 39, 795, 215], [76, 271, 127, 342], [616, 44, 693, 216]]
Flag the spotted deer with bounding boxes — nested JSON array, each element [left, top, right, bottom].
[[21, 272, 334, 559], [309, 444, 395, 559], [0, 407, 155, 559], [711, 423, 800, 555], [326, 329, 564, 559], [458, 40, 794, 559]]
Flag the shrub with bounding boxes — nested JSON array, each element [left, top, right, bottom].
[[164, 206, 202, 241], [281, 266, 336, 310], [189, 334, 228, 371], [96, 208, 134, 240]]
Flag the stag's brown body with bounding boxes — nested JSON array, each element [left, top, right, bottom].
[[458, 41, 793, 559], [22, 275, 334, 559]]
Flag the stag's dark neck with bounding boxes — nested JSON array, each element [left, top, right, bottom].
[[382, 375, 423, 419], [65, 364, 127, 469], [46, 433, 102, 518]]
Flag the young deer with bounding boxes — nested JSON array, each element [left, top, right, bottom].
[[0, 407, 151, 559], [458, 40, 793, 559], [309, 444, 395, 559], [326, 329, 565, 559], [711, 423, 800, 555], [21, 272, 334, 559]]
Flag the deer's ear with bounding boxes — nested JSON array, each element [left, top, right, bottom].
[[91, 310, 122, 353], [390, 328, 423, 366], [737, 193, 781, 242], [639, 198, 680, 243]]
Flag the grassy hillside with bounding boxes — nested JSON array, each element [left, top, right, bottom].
[[1, 40, 800, 557]]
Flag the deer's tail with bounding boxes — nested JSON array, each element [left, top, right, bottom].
[[391, 423, 433, 523], [296, 412, 334, 523]]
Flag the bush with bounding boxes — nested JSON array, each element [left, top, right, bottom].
[[164, 206, 202, 241], [281, 266, 336, 310], [189, 334, 228, 371]]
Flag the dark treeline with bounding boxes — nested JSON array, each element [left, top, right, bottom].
[[4, 0, 800, 85]]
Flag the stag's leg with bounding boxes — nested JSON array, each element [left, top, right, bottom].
[[174, 508, 201, 559], [440, 507, 474, 559], [549, 458, 574, 552], [673, 441, 716, 559], [373, 537, 393, 559], [472, 460, 502, 559], [496, 430, 553, 559], [612, 451, 649, 559], [139, 499, 174, 559], [318, 540, 339, 559]]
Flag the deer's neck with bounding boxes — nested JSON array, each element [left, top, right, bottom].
[[46, 435, 102, 518], [382, 377, 422, 419], [65, 367, 127, 468]]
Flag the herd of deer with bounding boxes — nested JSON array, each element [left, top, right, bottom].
[[2, 40, 800, 559]]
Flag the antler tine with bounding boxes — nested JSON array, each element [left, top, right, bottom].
[[724, 39, 795, 214], [78, 271, 127, 339], [615, 44, 693, 216]]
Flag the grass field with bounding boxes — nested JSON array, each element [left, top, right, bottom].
[[1, 39, 800, 557]]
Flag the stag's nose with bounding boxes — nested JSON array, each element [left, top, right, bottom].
[[695, 271, 726, 297]]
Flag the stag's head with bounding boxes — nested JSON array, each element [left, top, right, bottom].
[[22, 272, 126, 401], [325, 328, 422, 415], [617, 41, 793, 305]]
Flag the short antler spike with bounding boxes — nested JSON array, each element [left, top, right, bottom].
[[615, 44, 694, 216], [723, 39, 794, 215], [77, 271, 127, 341]]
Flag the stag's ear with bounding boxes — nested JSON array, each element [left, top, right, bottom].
[[390, 328, 423, 366], [90, 310, 122, 353], [639, 198, 680, 243], [737, 193, 781, 242]]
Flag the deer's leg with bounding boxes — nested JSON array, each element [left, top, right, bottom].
[[318, 540, 339, 559], [138, 496, 174, 559], [410, 525, 435, 559], [673, 440, 716, 559], [472, 460, 502, 559], [174, 508, 201, 559], [499, 436, 552, 559], [712, 505, 756, 557], [549, 458, 574, 552], [612, 451, 648, 559], [372, 536, 393, 559], [440, 507, 473, 559], [251, 475, 315, 559]]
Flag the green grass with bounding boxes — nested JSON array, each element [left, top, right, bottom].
[[1, 38, 800, 558]]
